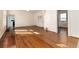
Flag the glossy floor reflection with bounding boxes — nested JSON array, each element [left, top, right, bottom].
[[0, 26, 79, 48]]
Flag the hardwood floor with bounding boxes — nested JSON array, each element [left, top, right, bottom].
[[0, 31, 15, 48], [0, 26, 79, 48]]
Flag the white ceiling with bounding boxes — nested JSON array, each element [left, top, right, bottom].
[[29, 10, 42, 13]]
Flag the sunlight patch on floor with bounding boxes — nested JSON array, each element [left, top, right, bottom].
[[33, 32, 40, 34], [29, 30, 34, 31], [56, 44, 68, 47], [15, 31, 33, 34], [15, 29, 28, 31], [15, 29, 40, 35]]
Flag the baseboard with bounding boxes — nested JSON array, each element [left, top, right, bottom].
[[58, 27, 68, 29], [15, 25, 43, 27], [69, 36, 79, 39], [15, 25, 44, 29]]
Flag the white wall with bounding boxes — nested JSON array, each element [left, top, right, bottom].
[[44, 10, 57, 33], [33, 10, 57, 33], [8, 10, 34, 27], [68, 10, 79, 38], [8, 10, 57, 33], [0, 11, 3, 38], [0, 10, 7, 39], [33, 11, 44, 27]]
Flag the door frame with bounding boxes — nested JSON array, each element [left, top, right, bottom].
[[57, 10, 68, 35], [6, 14, 15, 31]]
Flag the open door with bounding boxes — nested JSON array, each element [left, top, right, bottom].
[[57, 10, 68, 37]]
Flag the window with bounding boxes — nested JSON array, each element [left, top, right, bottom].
[[60, 13, 66, 21]]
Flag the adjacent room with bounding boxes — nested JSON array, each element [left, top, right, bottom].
[[0, 10, 79, 48], [57, 10, 68, 42]]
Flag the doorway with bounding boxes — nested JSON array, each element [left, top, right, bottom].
[[57, 10, 68, 38], [7, 15, 15, 31], [37, 15, 44, 27]]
